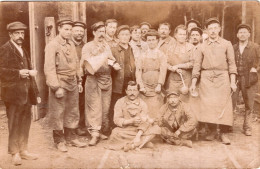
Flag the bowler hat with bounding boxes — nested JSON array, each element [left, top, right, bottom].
[[190, 27, 203, 35], [7, 21, 27, 31], [205, 17, 220, 27], [237, 24, 251, 33], [73, 21, 86, 29], [91, 21, 105, 31]]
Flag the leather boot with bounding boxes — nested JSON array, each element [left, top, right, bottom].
[[56, 142, 68, 152], [89, 136, 99, 146], [68, 139, 87, 148], [181, 140, 193, 148], [12, 153, 22, 166], [20, 150, 38, 160], [220, 133, 231, 145]]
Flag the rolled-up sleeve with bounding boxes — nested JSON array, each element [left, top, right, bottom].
[[226, 41, 237, 75], [192, 45, 203, 79], [44, 43, 60, 91], [158, 51, 167, 85]]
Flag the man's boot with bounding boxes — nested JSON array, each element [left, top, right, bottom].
[[89, 136, 99, 146], [220, 133, 231, 145], [243, 110, 252, 136], [56, 142, 68, 152], [180, 140, 193, 148], [205, 131, 216, 141], [12, 153, 22, 166], [20, 150, 38, 160]]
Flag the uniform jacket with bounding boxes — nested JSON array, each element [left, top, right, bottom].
[[233, 41, 259, 87], [0, 41, 39, 105], [111, 44, 136, 94]]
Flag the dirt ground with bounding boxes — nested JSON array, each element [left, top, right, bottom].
[[0, 104, 260, 169]]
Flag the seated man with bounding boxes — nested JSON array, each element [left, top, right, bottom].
[[106, 81, 160, 151], [157, 92, 198, 148]]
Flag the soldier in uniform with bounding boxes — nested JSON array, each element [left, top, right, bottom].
[[105, 19, 119, 48], [190, 17, 237, 144], [71, 21, 88, 136], [232, 24, 259, 136], [140, 22, 151, 41], [44, 19, 87, 152], [0, 22, 40, 165], [80, 21, 121, 145]]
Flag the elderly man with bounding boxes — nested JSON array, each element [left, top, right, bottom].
[[140, 22, 151, 41], [109, 25, 136, 133], [0, 22, 40, 165], [232, 24, 259, 136], [189, 27, 203, 47], [71, 21, 88, 136], [158, 22, 176, 57], [129, 25, 148, 58], [44, 19, 87, 152], [190, 17, 237, 144], [81, 21, 120, 145], [105, 19, 119, 48]]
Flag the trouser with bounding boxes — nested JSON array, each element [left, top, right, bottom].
[[78, 75, 86, 129], [48, 88, 79, 143], [85, 77, 112, 137], [53, 128, 77, 144], [232, 75, 258, 131], [5, 102, 32, 155]]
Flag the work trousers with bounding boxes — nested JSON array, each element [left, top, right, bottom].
[[5, 102, 32, 155]]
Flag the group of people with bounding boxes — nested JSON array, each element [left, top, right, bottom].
[[0, 16, 259, 166]]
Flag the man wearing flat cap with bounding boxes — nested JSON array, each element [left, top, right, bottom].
[[105, 19, 119, 48], [109, 25, 136, 134], [44, 19, 87, 152], [190, 17, 237, 144], [80, 21, 120, 145], [189, 27, 203, 47], [155, 92, 197, 148], [71, 21, 88, 136], [157, 22, 176, 58], [186, 19, 201, 33], [140, 22, 151, 41], [0, 21, 40, 165], [232, 24, 259, 136]]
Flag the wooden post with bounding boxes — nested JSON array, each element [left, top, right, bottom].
[[252, 17, 255, 42], [44, 17, 56, 45], [221, 1, 226, 38], [242, 1, 246, 24]]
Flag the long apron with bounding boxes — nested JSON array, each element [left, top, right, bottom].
[[199, 70, 233, 126], [140, 55, 164, 119]]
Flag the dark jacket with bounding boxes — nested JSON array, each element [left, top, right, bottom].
[[0, 41, 39, 105], [111, 44, 136, 94], [233, 41, 260, 87]]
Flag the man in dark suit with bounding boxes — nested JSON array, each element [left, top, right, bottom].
[[0, 21, 40, 166]]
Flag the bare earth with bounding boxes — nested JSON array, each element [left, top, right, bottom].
[[0, 105, 259, 169]]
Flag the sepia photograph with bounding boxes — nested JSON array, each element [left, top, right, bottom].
[[0, 1, 259, 168]]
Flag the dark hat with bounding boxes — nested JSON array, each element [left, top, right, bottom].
[[166, 91, 180, 98], [130, 25, 140, 32], [237, 23, 251, 33], [91, 21, 105, 31], [73, 21, 86, 29], [205, 17, 220, 27], [116, 25, 130, 36], [7, 21, 27, 31], [57, 19, 73, 26], [186, 19, 201, 28], [105, 19, 118, 25], [190, 27, 203, 35], [140, 22, 151, 28], [144, 29, 160, 40]]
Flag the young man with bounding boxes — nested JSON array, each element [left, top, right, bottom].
[[109, 25, 136, 133], [157, 22, 176, 57], [44, 19, 87, 152], [157, 92, 198, 148], [232, 24, 259, 136], [189, 27, 203, 47], [105, 19, 119, 48], [0, 21, 40, 166], [190, 17, 237, 144], [81, 21, 120, 145], [71, 21, 88, 136]]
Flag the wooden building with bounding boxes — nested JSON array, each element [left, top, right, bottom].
[[0, 1, 259, 118]]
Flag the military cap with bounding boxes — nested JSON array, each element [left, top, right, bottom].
[[57, 19, 73, 26], [7, 21, 27, 31], [190, 27, 203, 35], [73, 21, 86, 29], [166, 91, 180, 98], [205, 17, 220, 27], [105, 19, 118, 25], [186, 19, 201, 28], [116, 25, 130, 36], [91, 21, 105, 31], [130, 25, 140, 32], [237, 23, 251, 33], [144, 29, 160, 40], [140, 22, 151, 28]]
